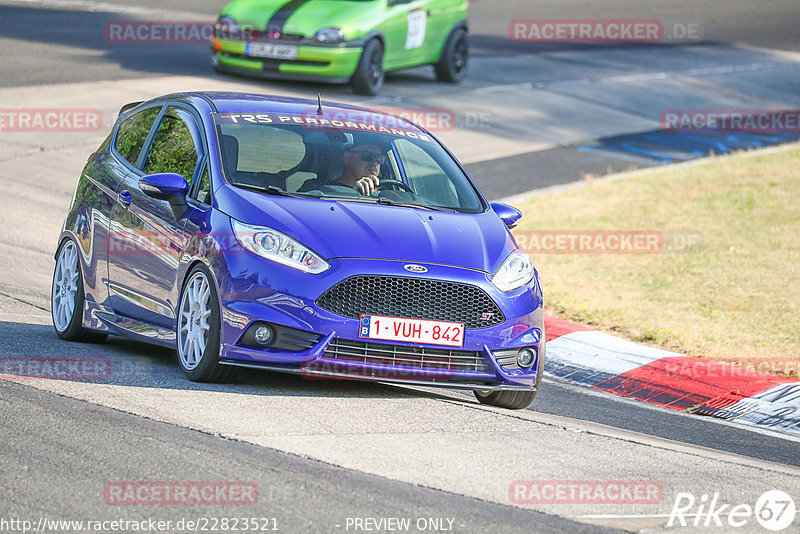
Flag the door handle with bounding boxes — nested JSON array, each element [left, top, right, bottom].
[[118, 190, 132, 208]]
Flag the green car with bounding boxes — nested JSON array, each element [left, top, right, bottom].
[[211, 0, 469, 95]]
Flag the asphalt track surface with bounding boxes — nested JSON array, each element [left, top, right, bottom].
[[2, 300, 799, 533], [1, 0, 800, 532], [2, 379, 610, 533]]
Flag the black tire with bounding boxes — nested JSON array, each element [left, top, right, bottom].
[[211, 55, 223, 74], [176, 265, 235, 383], [351, 39, 384, 96], [474, 336, 545, 410], [474, 389, 536, 410], [435, 27, 469, 83], [51, 239, 107, 343]]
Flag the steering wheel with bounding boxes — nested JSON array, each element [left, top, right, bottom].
[[374, 180, 414, 193]]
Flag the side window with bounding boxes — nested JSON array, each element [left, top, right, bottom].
[[196, 166, 212, 205], [115, 107, 160, 167], [144, 107, 200, 185]]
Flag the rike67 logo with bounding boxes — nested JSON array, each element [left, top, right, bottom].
[[668, 490, 796, 531]]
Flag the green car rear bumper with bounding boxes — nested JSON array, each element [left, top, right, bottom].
[[213, 39, 363, 84]]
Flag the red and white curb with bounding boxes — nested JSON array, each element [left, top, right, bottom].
[[543, 316, 800, 435]]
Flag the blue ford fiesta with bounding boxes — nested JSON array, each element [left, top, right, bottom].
[[52, 92, 545, 409]]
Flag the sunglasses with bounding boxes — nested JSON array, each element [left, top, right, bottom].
[[352, 151, 386, 165]]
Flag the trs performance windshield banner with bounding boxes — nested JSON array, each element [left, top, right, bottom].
[[215, 112, 434, 142]]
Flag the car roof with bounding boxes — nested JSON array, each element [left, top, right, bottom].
[[187, 91, 424, 133]]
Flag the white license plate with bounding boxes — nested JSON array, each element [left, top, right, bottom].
[[245, 42, 298, 60], [359, 315, 465, 347]]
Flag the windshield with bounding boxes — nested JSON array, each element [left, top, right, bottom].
[[212, 112, 485, 213]]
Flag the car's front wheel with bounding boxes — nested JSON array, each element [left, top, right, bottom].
[[351, 39, 384, 96], [474, 389, 537, 410], [435, 27, 469, 83], [176, 265, 233, 382], [51, 239, 107, 343], [474, 338, 545, 410]]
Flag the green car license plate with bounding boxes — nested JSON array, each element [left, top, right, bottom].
[[245, 42, 298, 60]]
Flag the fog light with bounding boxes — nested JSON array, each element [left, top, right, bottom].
[[254, 325, 274, 345], [517, 348, 536, 368]]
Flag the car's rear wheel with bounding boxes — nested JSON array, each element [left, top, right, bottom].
[[176, 265, 233, 382], [435, 27, 469, 83], [51, 239, 107, 343], [351, 39, 384, 96]]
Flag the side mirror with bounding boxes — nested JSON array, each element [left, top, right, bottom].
[[491, 202, 523, 229], [139, 172, 190, 219]]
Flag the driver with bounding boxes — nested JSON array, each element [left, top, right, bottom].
[[338, 143, 386, 195]]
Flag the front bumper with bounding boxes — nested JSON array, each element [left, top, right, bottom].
[[213, 38, 363, 83], [216, 253, 544, 390], [219, 359, 538, 392]]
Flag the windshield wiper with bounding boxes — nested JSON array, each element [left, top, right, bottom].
[[373, 197, 456, 212], [235, 185, 457, 211], [233, 183, 308, 198], [325, 196, 456, 212]]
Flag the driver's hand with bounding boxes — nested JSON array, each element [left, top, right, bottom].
[[354, 175, 380, 196]]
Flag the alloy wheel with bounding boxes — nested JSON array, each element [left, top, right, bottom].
[[52, 241, 79, 332], [178, 272, 213, 370]]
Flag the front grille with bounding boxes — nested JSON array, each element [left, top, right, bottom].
[[220, 52, 328, 67], [494, 350, 521, 370], [219, 30, 305, 41], [324, 338, 488, 373], [316, 276, 505, 329]]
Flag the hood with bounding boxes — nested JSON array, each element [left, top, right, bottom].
[[215, 186, 515, 274], [222, 0, 379, 39]]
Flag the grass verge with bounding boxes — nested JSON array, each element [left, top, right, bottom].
[[512, 144, 800, 378]]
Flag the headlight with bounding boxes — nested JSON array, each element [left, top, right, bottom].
[[215, 16, 240, 38], [232, 220, 330, 274], [491, 250, 534, 292], [314, 27, 345, 44]]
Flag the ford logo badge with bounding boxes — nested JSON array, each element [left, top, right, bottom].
[[404, 264, 428, 273]]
